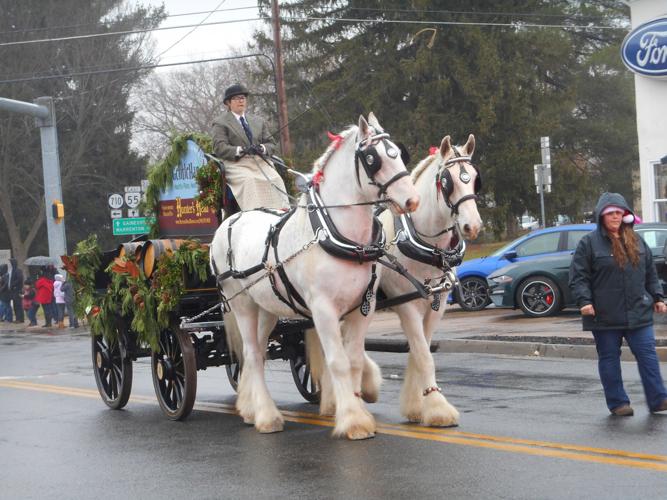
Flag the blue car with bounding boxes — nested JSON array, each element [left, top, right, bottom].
[[451, 223, 596, 311]]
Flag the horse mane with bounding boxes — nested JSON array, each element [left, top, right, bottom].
[[311, 125, 357, 173], [411, 154, 438, 182]]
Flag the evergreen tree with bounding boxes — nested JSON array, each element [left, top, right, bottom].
[[0, 0, 165, 262]]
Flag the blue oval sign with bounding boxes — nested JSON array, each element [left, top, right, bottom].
[[621, 17, 667, 77]]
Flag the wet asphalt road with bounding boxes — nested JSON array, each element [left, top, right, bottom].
[[1, 327, 667, 499]]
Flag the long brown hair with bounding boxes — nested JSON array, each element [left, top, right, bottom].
[[610, 224, 639, 268]]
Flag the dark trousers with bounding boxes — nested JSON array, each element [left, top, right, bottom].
[[26, 303, 38, 326], [592, 326, 667, 411], [41, 302, 54, 326], [11, 293, 23, 322]]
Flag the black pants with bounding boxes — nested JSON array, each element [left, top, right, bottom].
[[10, 293, 23, 322]]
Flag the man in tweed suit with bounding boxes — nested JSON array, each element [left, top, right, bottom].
[[211, 84, 289, 211]]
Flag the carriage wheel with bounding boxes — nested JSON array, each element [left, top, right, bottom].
[[290, 352, 320, 404], [92, 327, 133, 410], [151, 327, 197, 420], [225, 359, 241, 392]]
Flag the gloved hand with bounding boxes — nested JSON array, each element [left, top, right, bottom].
[[247, 144, 264, 156]]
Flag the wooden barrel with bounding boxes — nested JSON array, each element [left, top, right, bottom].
[[117, 242, 144, 262], [140, 239, 184, 278]]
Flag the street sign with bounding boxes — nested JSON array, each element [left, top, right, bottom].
[[124, 185, 141, 193], [141, 179, 149, 192], [127, 208, 139, 218], [112, 217, 155, 236], [110, 209, 122, 219], [108, 193, 123, 209], [124, 191, 141, 208]]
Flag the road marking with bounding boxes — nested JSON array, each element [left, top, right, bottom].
[[2, 379, 667, 472]]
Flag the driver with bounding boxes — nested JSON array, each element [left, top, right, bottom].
[[211, 83, 289, 211]]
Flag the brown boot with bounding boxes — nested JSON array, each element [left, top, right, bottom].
[[610, 404, 634, 416], [58, 321, 65, 329], [652, 399, 667, 413]]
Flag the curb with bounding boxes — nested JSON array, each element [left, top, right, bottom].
[[366, 338, 667, 361]]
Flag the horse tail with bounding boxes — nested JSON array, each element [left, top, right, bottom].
[[224, 310, 243, 365]]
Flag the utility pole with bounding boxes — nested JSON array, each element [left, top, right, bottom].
[[271, 0, 292, 158], [0, 96, 67, 260]]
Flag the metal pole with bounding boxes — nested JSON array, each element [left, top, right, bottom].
[[0, 96, 67, 260], [271, 0, 292, 158], [539, 165, 546, 228]]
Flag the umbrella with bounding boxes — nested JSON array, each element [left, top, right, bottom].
[[24, 255, 61, 267]]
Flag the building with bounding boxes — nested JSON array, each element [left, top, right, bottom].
[[623, 1, 667, 221]]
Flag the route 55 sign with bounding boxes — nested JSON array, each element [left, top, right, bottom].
[[124, 191, 141, 209]]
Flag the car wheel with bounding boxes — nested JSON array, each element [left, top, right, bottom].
[[517, 276, 562, 317], [458, 277, 491, 311]]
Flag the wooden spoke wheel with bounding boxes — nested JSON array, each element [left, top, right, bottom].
[[290, 351, 320, 404], [225, 359, 241, 392], [92, 325, 133, 410], [151, 327, 197, 420]]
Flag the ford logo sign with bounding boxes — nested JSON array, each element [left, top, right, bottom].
[[621, 17, 667, 77]]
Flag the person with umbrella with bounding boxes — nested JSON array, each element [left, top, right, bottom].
[[35, 266, 55, 328]]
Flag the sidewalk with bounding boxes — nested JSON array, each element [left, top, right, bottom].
[[2, 306, 666, 361]]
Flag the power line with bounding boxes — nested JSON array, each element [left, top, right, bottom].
[[0, 10, 622, 49], [156, 0, 227, 58], [0, 18, 262, 48], [282, 16, 619, 31], [0, 5, 259, 37], [0, 54, 271, 85]]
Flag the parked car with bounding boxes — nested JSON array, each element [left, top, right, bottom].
[[520, 214, 540, 231], [452, 223, 596, 311], [486, 222, 667, 317]]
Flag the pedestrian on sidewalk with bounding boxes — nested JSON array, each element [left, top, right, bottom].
[[0, 264, 10, 322], [53, 274, 65, 329], [61, 275, 79, 328], [35, 267, 54, 328], [9, 258, 25, 323], [569, 192, 667, 416], [22, 278, 38, 327]]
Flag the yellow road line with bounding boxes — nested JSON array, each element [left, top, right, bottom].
[[2, 379, 666, 472]]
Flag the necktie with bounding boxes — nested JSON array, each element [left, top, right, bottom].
[[239, 116, 253, 144]]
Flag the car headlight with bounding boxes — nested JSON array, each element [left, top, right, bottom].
[[489, 275, 513, 284]]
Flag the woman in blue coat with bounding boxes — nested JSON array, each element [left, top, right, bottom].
[[570, 192, 667, 416]]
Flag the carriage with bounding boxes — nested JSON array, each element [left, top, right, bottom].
[[79, 115, 481, 438]]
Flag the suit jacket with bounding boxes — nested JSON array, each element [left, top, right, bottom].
[[211, 112, 277, 161]]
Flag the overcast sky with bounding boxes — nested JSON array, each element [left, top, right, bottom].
[[137, 0, 263, 68]]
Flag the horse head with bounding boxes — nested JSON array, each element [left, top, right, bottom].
[[355, 113, 420, 215], [438, 134, 483, 240]]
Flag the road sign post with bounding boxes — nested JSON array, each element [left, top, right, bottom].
[[536, 136, 552, 227]]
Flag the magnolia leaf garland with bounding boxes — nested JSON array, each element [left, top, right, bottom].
[[69, 236, 210, 350]]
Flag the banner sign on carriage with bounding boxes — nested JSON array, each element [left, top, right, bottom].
[[157, 140, 218, 237], [621, 17, 667, 78]]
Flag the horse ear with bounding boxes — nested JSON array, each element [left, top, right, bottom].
[[358, 115, 370, 138], [367, 112, 381, 130], [464, 134, 476, 156], [439, 135, 452, 157]]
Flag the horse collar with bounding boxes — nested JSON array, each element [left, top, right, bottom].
[[394, 213, 465, 269], [307, 187, 386, 263]]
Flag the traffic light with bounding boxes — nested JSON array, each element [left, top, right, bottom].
[[52, 200, 65, 222]]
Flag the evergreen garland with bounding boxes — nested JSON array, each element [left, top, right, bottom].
[[142, 132, 218, 237]]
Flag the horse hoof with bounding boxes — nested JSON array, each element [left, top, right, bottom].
[[346, 429, 375, 440], [406, 412, 422, 423], [422, 399, 460, 427], [256, 416, 284, 433]]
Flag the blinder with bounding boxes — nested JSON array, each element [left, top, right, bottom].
[[437, 146, 482, 215], [355, 133, 407, 196]]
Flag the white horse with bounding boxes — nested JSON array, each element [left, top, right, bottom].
[[376, 134, 482, 426], [209, 113, 419, 439]]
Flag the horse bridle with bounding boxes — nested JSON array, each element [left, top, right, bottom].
[[355, 131, 410, 197], [437, 146, 482, 215]]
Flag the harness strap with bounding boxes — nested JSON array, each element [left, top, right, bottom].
[[394, 214, 465, 270]]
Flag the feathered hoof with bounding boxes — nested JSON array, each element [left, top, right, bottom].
[[422, 395, 460, 428], [255, 412, 285, 433], [405, 411, 422, 423], [333, 408, 376, 440]]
